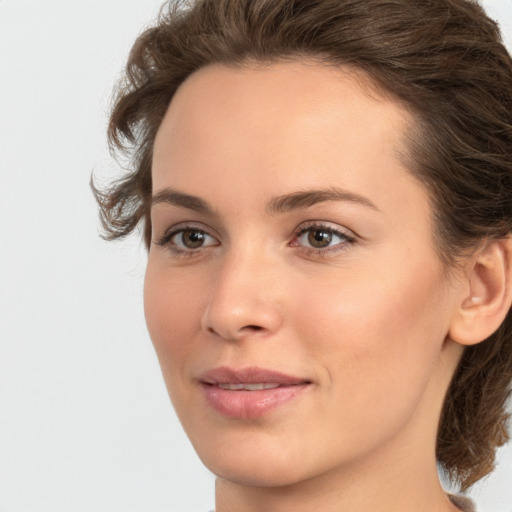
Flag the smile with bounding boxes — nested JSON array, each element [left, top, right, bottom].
[[217, 383, 281, 390], [200, 366, 311, 419]]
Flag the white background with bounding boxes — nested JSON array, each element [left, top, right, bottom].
[[0, 1, 511, 511]]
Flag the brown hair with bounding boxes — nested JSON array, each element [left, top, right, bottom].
[[93, 0, 512, 490]]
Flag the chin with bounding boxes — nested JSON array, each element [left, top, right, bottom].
[[206, 456, 309, 488], [189, 427, 316, 487]]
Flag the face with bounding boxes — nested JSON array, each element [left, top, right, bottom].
[[145, 61, 462, 488]]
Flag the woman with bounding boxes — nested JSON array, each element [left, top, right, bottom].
[[94, 0, 512, 510]]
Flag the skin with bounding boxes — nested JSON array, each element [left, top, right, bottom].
[[145, 61, 468, 512]]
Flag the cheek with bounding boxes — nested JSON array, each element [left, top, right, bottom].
[[143, 262, 205, 378], [293, 258, 450, 417]]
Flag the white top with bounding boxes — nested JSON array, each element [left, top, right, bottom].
[[449, 494, 476, 512]]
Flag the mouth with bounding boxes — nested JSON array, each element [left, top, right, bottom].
[[216, 382, 282, 390], [199, 366, 312, 419]]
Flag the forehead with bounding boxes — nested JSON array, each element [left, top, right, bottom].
[[152, 60, 423, 217], [167, 60, 391, 120], [154, 61, 410, 161]]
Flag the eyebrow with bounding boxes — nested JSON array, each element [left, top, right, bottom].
[[151, 186, 379, 214], [267, 187, 380, 213], [151, 189, 213, 214]]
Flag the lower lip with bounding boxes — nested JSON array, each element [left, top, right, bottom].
[[202, 384, 309, 419]]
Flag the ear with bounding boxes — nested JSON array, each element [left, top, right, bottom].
[[449, 235, 512, 346]]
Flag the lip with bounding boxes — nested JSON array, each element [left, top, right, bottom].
[[199, 366, 311, 419]]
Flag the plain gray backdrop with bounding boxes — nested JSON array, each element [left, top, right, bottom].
[[0, 1, 511, 511]]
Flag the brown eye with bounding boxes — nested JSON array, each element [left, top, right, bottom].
[[181, 229, 207, 248], [295, 224, 353, 252], [307, 229, 333, 248], [170, 228, 218, 250]]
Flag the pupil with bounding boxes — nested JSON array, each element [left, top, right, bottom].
[[183, 230, 204, 248], [308, 229, 332, 248]]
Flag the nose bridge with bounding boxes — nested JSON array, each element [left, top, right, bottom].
[[201, 239, 283, 340]]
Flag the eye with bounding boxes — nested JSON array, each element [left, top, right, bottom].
[[171, 228, 217, 250], [293, 223, 355, 253], [300, 228, 338, 249], [156, 225, 219, 254]]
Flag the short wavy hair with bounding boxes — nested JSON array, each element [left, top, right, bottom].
[[93, 0, 512, 490]]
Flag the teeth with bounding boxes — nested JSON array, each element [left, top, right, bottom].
[[218, 383, 244, 390], [218, 383, 281, 391]]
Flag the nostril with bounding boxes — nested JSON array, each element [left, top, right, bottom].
[[207, 324, 262, 332], [244, 325, 264, 331], [206, 324, 264, 340]]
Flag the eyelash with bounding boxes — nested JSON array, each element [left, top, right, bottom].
[[155, 223, 218, 257], [155, 222, 356, 258], [291, 222, 356, 257]]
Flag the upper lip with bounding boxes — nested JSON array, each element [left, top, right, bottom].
[[200, 366, 310, 385]]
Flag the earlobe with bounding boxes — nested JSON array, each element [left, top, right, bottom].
[[449, 235, 512, 346]]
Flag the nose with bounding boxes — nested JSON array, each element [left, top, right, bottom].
[[200, 247, 284, 341]]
